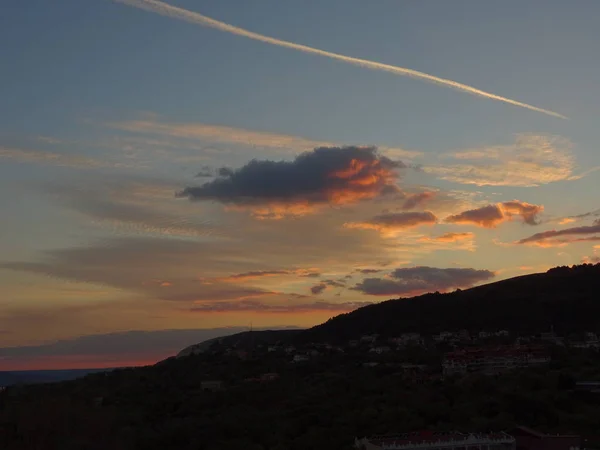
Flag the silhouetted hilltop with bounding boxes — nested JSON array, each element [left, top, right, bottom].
[[298, 263, 600, 343], [177, 328, 303, 357]]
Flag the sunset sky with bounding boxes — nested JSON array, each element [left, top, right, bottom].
[[2, 0, 600, 370]]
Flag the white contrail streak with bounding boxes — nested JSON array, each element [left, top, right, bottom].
[[115, 0, 566, 119]]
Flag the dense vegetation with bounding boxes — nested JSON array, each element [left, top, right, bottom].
[[2, 346, 600, 449]]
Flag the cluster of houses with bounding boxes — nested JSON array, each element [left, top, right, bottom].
[[355, 427, 585, 450], [442, 345, 551, 376], [191, 328, 600, 390]]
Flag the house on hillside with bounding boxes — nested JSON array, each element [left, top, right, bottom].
[[360, 334, 378, 343], [292, 354, 309, 363], [369, 346, 391, 355], [391, 333, 423, 347], [442, 346, 550, 376]]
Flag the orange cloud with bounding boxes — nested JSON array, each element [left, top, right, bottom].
[[559, 218, 576, 225], [446, 200, 543, 228], [209, 268, 321, 283], [420, 232, 474, 243], [344, 211, 437, 236], [402, 191, 436, 210]]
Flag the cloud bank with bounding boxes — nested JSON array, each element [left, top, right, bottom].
[[114, 0, 565, 119], [353, 266, 495, 296]]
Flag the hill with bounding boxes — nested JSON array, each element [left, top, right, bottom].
[[297, 263, 600, 343], [177, 329, 303, 357]]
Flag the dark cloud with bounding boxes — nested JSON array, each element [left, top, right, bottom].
[[446, 204, 504, 228], [402, 191, 435, 210], [567, 209, 600, 221], [345, 211, 437, 235], [195, 165, 214, 177], [190, 300, 372, 313], [310, 283, 327, 295], [223, 270, 290, 279], [518, 222, 600, 245], [420, 232, 475, 243], [446, 200, 543, 228], [218, 167, 234, 177], [300, 272, 321, 278], [356, 268, 383, 274], [177, 146, 405, 218], [352, 266, 495, 296], [501, 201, 543, 225], [322, 279, 346, 288]]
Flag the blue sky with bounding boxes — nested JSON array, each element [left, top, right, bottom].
[[1, 0, 599, 369]]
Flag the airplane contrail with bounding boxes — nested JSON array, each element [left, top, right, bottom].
[[115, 0, 566, 119]]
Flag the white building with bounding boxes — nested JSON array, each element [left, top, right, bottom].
[[355, 432, 515, 450], [369, 346, 391, 354]]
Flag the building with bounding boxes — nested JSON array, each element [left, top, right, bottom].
[[355, 431, 516, 450], [293, 354, 309, 363], [512, 426, 581, 450], [443, 346, 550, 376], [370, 346, 391, 354]]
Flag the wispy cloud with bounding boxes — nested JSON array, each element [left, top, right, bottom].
[[345, 211, 437, 237], [418, 232, 476, 251], [517, 220, 600, 246], [110, 117, 422, 160], [425, 135, 587, 187], [208, 268, 321, 283], [190, 299, 372, 314], [114, 0, 566, 119], [0, 146, 131, 170], [46, 180, 225, 239]]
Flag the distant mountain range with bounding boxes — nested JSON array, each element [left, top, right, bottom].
[[0, 368, 114, 387]]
